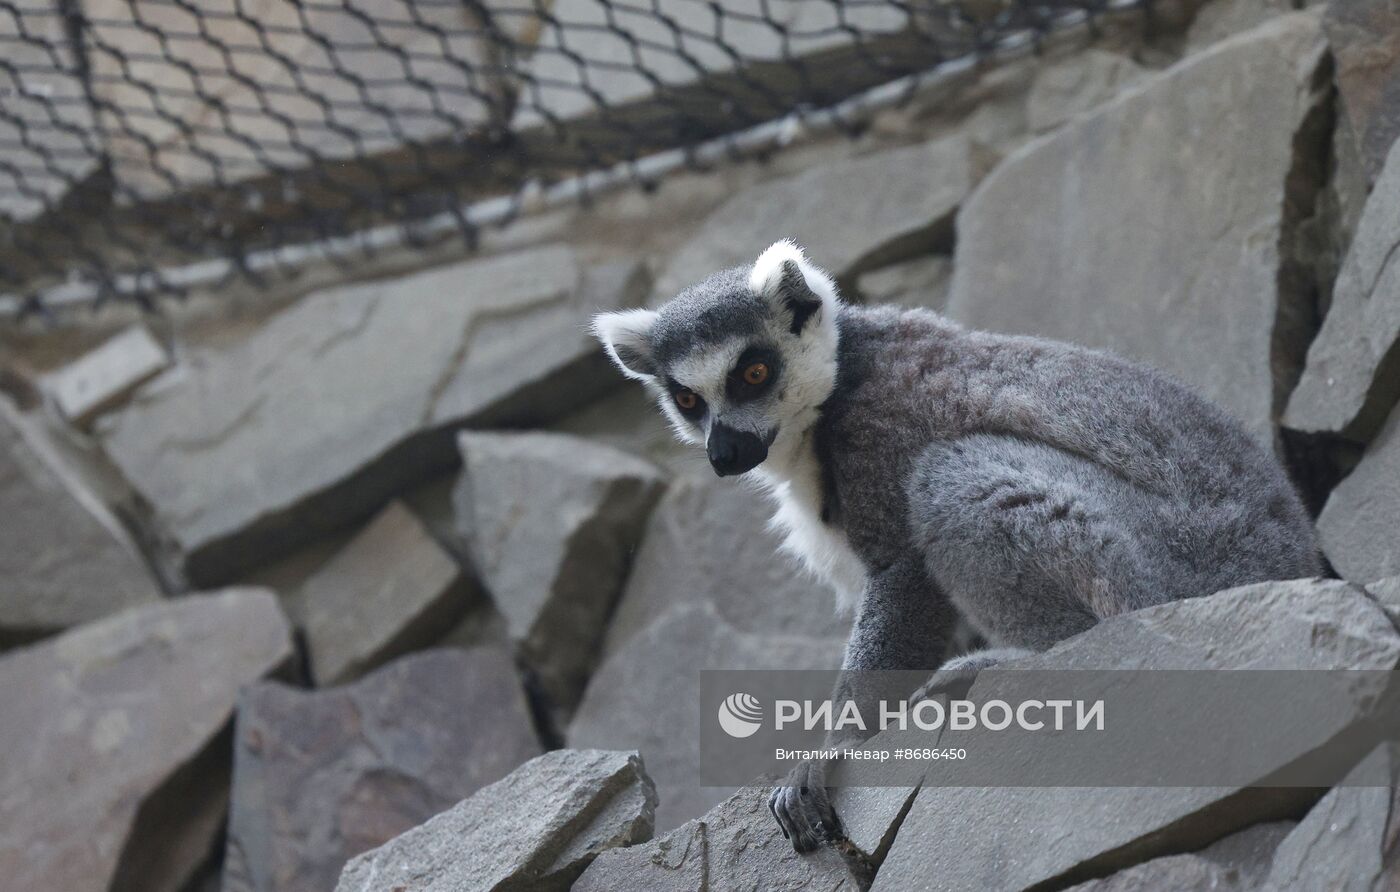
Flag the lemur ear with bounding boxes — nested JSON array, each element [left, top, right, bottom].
[[749, 239, 838, 336], [592, 308, 660, 380]]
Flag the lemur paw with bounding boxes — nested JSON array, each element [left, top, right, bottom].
[[768, 760, 843, 854]]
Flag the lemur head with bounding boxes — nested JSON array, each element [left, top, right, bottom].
[[593, 239, 841, 478]]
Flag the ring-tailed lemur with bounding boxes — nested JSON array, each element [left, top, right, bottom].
[[592, 239, 1321, 853]]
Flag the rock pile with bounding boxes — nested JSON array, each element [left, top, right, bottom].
[[3, 3, 1400, 891]]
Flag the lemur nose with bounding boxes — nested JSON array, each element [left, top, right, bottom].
[[708, 423, 768, 477]]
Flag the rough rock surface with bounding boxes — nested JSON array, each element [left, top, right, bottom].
[[1063, 822, 1293, 891], [0, 589, 293, 892], [946, 13, 1329, 444], [1318, 403, 1400, 584], [45, 326, 170, 426], [654, 135, 973, 299], [603, 474, 851, 654], [572, 601, 845, 831], [1285, 136, 1400, 439], [0, 399, 159, 643], [456, 431, 665, 713], [575, 785, 867, 891], [871, 577, 1400, 892], [222, 648, 542, 892], [99, 246, 648, 585], [86, 1, 538, 200], [1026, 50, 1146, 133], [0, 1, 98, 222], [334, 749, 655, 892], [1264, 742, 1400, 890], [1324, 0, 1400, 185], [299, 501, 473, 685], [855, 255, 953, 310]]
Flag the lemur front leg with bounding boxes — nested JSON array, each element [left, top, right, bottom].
[[768, 558, 957, 852]]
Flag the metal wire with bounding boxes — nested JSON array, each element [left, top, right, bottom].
[[0, 0, 1142, 316]]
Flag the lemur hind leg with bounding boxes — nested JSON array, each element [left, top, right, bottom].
[[907, 433, 1180, 652]]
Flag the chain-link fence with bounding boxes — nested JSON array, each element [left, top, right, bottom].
[[1, 0, 1148, 315]]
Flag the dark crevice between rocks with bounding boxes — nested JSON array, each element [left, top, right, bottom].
[[518, 660, 567, 751], [838, 212, 957, 300], [839, 781, 925, 891], [1273, 55, 1348, 517]]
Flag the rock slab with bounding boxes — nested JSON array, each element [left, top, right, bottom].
[[575, 785, 866, 891], [335, 749, 655, 892], [0, 589, 293, 892], [572, 601, 846, 831], [100, 245, 648, 585], [1318, 402, 1400, 584], [871, 577, 1400, 892], [0, 398, 159, 642], [46, 326, 170, 426], [946, 13, 1329, 444], [1285, 135, 1400, 439], [1324, 0, 1400, 185], [456, 431, 664, 714], [222, 648, 542, 892], [654, 135, 972, 299], [300, 501, 472, 685]]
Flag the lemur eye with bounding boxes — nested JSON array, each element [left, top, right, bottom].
[[674, 389, 699, 410], [743, 362, 770, 386]]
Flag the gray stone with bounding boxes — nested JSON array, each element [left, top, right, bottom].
[[575, 785, 866, 892], [222, 648, 542, 892], [1185, 0, 1295, 51], [86, 1, 540, 200], [45, 326, 170, 426], [1064, 822, 1293, 891], [547, 385, 695, 475], [334, 749, 655, 892], [856, 255, 953, 311], [1318, 403, 1400, 584], [871, 577, 1400, 892], [654, 135, 973, 300], [946, 14, 1329, 445], [300, 501, 474, 685], [0, 589, 293, 892], [0, 398, 159, 643], [456, 431, 664, 714], [1264, 743, 1400, 890], [1365, 576, 1400, 628], [1324, 0, 1400, 185], [603, 473, 851, 655], [0, 1, 99, 222], [1285, 136, 1400, 439], [1026, 50, 1146, 133], [572, 601, 845, 831], [99, 246, 648, 585]]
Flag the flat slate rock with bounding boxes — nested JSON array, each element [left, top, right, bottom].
[[945, 13, 1328, 445], [653, 135, 973, 301], [0, 589, 293, 892], [1324, 0, 1400, 185], [1318, 402, 1400, 585], [99, 246, 648, 585], [1285, 135, 1400, 439], [222, 647, 542, 892], [603, 474, 852, 656], [871, 577, 1400, 892], [1264, 742, 1400, 890], [1063, 821, 1293, 891], [457, 431, 664, 714], [0, 399, 160, 643], [575, 784, 867, 892], [572, 600, 845, 831], [335, 749, 655, 892], [299, 501, 473, 685], [45, 326, 170, 427]]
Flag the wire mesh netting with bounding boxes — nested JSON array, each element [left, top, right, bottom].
[[1, 0, 1147, 315]]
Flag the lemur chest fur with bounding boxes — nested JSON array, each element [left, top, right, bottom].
[[753, 429, 867, 615]]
